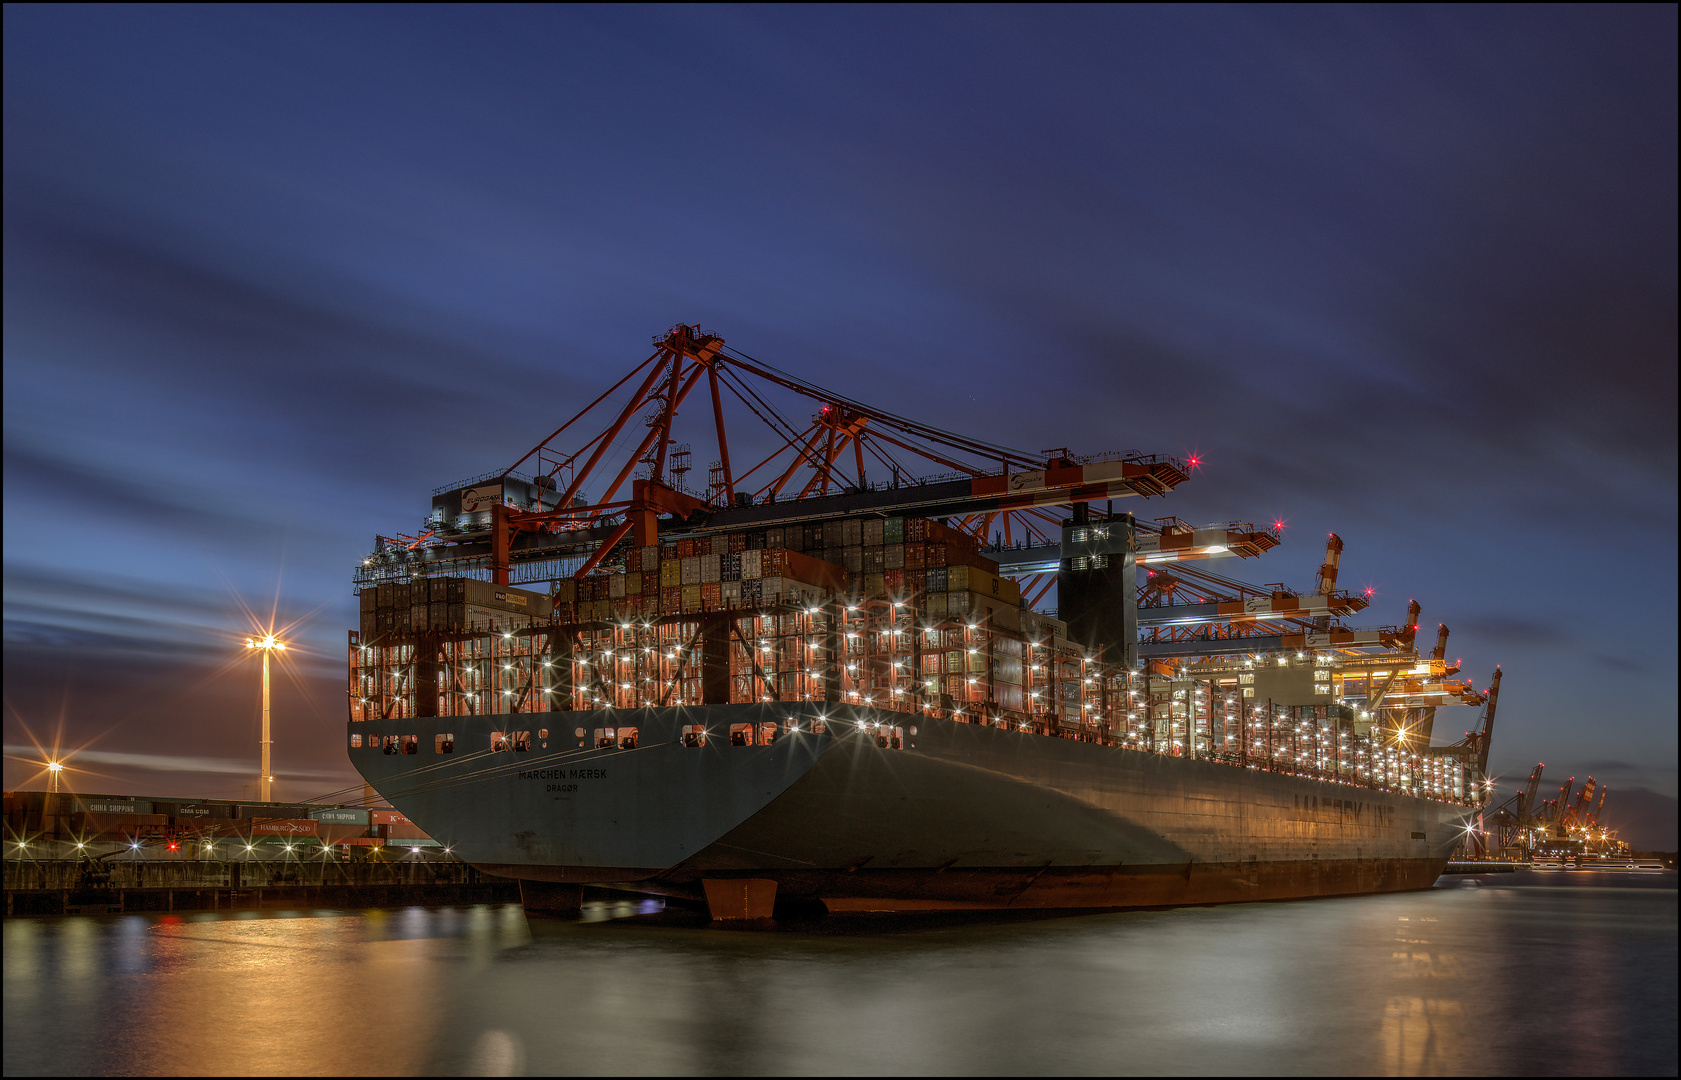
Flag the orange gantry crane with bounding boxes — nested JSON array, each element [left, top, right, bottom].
[[469, 323, 1190, 586]]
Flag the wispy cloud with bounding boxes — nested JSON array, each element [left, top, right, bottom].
[[4, 744, 347, 781]]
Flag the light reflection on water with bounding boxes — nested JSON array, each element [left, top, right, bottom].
[[3, 875, 1674, 1076]]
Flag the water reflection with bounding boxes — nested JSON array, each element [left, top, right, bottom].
[[4, 876, 1674, 1076]]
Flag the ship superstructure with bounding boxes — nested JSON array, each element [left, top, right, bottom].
[[348, 325, 1500, 918]]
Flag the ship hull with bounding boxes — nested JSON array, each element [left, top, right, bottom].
[[352, 703, 1471, 912]]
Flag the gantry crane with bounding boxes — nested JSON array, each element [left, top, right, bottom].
[[373, 324, 1190, 589]]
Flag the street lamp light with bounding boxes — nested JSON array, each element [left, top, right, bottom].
[[246, 634, 286, 802], [47, 760, 63, 793]]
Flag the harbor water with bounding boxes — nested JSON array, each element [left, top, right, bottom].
[[4, 871, 1674, 1076]]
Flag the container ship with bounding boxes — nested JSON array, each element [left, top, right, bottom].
[[349, 325, 1497, 919]]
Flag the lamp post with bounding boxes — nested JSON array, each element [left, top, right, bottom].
[[47, 760, 63, 794], [246, 635, 286, 802]]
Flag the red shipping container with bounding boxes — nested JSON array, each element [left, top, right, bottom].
[[925, 543, 947, 568], [905, 544, 926, 570], [762, 548, 847, 592], [643, 570, 660, 597], [370, 809, 412, 826], [553, 602, 575, 623], [662, 587, 682, 612], [728, 532, 747, 553], [701, 582, 723, 608], [676, 538, 695, 558], [884, 569, 905, 593], [626, 549, 641, 573]]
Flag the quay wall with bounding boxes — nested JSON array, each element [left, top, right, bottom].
[[4, 858, 519, 917]]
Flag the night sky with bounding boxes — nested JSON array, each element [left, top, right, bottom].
[[4, 7, 1675, 846]]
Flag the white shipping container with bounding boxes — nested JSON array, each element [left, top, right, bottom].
[[741, 549, 761, 579], [465, 604, 519, 632], [701, 553, 722, 583], [883, 544, 905, 570], [710, 534, 730, 555], [722, 581, 742, 602], [862, 519, 884, 546], [761, 577, 824, 608], [1020, 610, 1067, 639], [608, 574, 627, 598], [681, 556, 701, 586]]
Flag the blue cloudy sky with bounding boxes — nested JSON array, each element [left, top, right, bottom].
[[4, 6, 1675, 845]]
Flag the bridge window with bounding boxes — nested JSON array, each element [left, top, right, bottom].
[[760, 722, 779, 745], [593, 728, 614, 749], [513, 731, 531, 752], [682, 724, 706, 747], [401, 736, 419, 755], [435, 733, 455, 754], [810, 719, 827, 734], [618, 727, 639, 749], [875, 726, 904, 750], [491, 731, 508, 752], [729, 723, 753, 746], [350, 734, 362, 749], [383, 736, 399, 755]]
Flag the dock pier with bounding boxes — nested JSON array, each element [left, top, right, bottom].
[[5, 859, 520, 917]]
